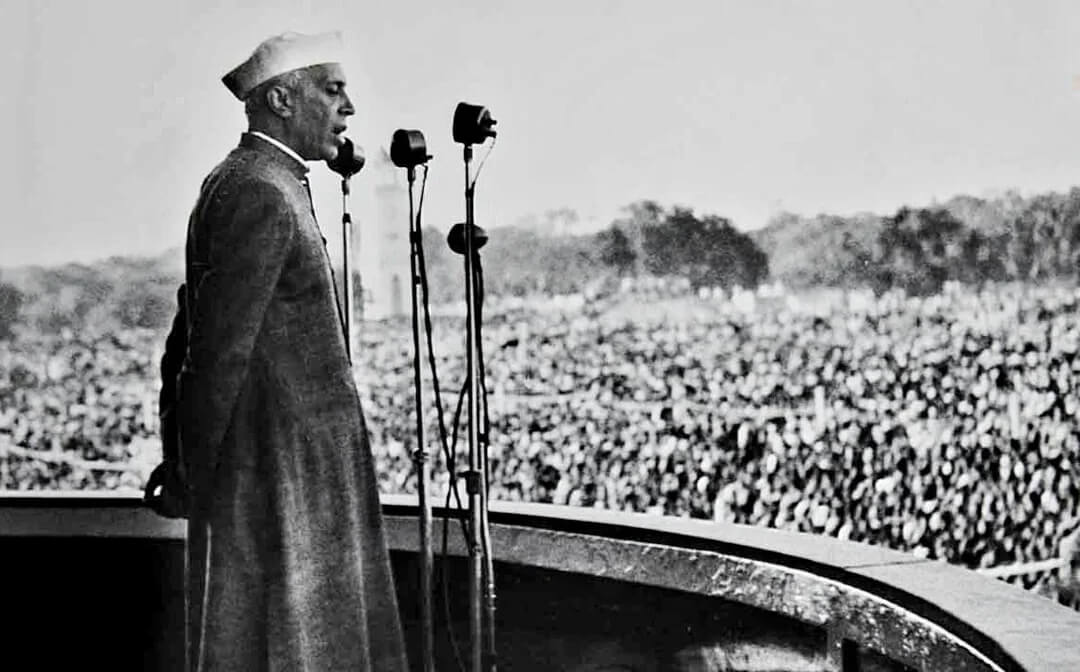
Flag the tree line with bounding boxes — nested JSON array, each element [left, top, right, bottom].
[[757, 188, 1080, 295], [3, 187, 1080, 338]]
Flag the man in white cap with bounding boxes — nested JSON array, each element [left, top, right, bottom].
[[167, 31, 409, 670]]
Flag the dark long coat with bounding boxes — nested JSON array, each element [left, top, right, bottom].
[[177, 132, 408, 671]]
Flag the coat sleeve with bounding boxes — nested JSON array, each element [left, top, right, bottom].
[[158, 283, 187, 464], [178, 179, 296, 478]]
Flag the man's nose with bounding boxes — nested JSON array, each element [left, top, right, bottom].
[[340, 92, 355, 117]]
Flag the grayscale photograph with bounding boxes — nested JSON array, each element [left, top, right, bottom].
[[1, 1, 1079, 670]]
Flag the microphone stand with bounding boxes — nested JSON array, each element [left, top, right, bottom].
[[461, 144, 497, 672], [328, 137, 364, 358], [340, 178, 356, 358], [406, 165, 436, 672]]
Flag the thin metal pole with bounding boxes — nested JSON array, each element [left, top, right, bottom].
[[341, 180, 355, 359], [477, 251, 497, 670], [407, 166, 436, 672], [463, 144, 485, 672]]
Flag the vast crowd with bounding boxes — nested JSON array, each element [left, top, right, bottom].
[[0, 327, 157, 491], [3, 280, 1080, 600]]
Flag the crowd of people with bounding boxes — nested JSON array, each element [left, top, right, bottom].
[[355, 280, 1080, 597], [3, 280, 1080, 600], [0, 327, 158, 491]]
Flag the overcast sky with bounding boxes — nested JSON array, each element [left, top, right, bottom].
[[4, 0, 1080, 268]]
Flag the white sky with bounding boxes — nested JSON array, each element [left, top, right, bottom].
[[4, 0, 1080, 267]]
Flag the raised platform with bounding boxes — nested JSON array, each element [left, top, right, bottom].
[[0, 493, 1078, 671]]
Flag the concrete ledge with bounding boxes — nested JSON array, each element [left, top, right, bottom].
[[2, 493, 1078, 671]]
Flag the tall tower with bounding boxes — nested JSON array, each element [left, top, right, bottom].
[[355, 147, 409, 321]]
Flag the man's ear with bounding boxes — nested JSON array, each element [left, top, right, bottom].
[[265, 84, 294, 118]]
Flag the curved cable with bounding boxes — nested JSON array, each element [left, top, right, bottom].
[[468, 137, 497, 191], [413, 163, 471, 672]]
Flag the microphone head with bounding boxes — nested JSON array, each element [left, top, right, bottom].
[[452, 102, 497, 145], [447, 222, 488, 255], [390, 129, 431, 168], [327, 137, 365, 177]]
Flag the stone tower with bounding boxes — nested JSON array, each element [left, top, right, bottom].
[[355, 147, 410, 321]]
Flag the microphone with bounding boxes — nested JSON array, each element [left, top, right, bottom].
[[390, 129, 432, 168], [447, 222, 488, 255], [327, 137, 366, 178], [452, 102, 497, 145]]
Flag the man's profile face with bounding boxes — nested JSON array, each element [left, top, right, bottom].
[[289, 63, 354, 161]]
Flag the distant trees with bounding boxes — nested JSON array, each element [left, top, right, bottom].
[[609, 200, 769, 290], [17, 265, 115, 333], [408, 201, 769, 304], [596, 226, 635, 277], [1007, 192, 1080, 281], [611, 200, 664, 278], [875, 207, 967, 295], [408, 223, 608, 303], [0, 279, 22, 340], [757, 188, 1080, 295], [4, 261, 179, 337], [752, 212, 883, 290], [8, 185, 1080, 336], [113, 282, 175, 330]]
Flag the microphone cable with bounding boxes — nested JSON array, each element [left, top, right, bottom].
[[410, 162, 472, 672], [472, 251, 499, 669], [466, 139, 499, 670], [469, 137, 497, 191], [421, 132, 500, 671], [414, 163, 470, 539]]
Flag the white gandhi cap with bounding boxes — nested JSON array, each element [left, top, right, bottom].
[[222, 31, 345, 100]]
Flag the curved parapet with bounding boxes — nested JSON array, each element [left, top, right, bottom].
[[1, 493, 1078, 671], [382, 495, 1080, 672]]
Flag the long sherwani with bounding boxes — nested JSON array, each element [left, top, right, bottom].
[[177, 132, 407, 671]]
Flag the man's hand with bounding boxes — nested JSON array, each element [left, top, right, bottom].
[[143, 460, 190, 519]]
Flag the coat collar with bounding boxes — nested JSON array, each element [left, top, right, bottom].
[[239, 132, 310, 178]]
